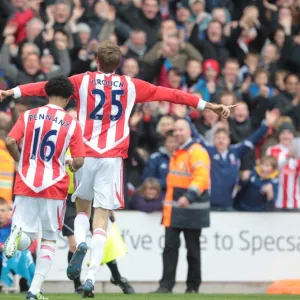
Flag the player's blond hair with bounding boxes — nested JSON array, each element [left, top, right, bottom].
[[96, 41, 122, 73]]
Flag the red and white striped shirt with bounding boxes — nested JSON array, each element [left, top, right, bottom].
[[266, 144, 300, 209], [12, 72, 203, 158], [8, 104, 85, 200]]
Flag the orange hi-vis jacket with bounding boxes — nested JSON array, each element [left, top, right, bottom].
[[0, 138, 15, 205], [163, 140, 211, 230]]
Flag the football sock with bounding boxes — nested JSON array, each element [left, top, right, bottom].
[[107, 260, 121, 281], [74, 212, 90, 247], [68, 251, 82, 288], [87, 228, 107, 284], [18, 232, 32, 251], [29, 241, 56, 295]]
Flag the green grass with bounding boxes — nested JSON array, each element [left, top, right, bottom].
[[1, 294, 299, 300]]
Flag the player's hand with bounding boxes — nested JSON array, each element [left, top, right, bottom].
[[178, 196, 190, 208], [265, 109, 280, 127], [0, 90, 14, 102], [207, 103, 237, 119], [66, 159, 77, 172]]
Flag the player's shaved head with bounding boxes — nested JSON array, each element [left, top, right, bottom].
[[96, 40, 122, 73]]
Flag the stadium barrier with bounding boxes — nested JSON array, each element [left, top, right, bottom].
[[47, 211, 300, 283]]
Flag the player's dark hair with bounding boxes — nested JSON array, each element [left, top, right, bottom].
[[45, 75, 74, 99]]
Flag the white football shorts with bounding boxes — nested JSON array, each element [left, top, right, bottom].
[[12, 196, 66, 240], [72, 157, 124, 210]]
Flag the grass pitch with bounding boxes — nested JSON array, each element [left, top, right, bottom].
[[0, 294, 298, 300]]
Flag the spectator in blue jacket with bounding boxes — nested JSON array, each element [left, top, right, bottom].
[[234, 156, 279, 212], [191, 109, 279, 210], [129, 178, 163, 213], [142, 131, 177, 195]]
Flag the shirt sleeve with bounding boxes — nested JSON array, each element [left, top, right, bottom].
[[14, 81, 47, 98], [69, 121, 85, 158], [132, 78, 203, 109], [13, 74, 81, 100], [188, 146, 211, 195], [7, 113, 25, 142]]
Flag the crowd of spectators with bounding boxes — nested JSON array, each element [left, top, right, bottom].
[[0, 0, 300, 213]]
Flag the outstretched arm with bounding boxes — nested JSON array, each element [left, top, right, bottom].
[[132, 78, 235, 119], [0, 74, 80, 101]]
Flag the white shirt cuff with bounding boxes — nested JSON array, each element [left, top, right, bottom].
[[197, 98, 206, 111], [13, 87, 21, 99]]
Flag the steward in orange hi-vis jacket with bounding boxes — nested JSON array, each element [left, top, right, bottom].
[[154, 119, 211, 294], [162, 140, 211, 229]]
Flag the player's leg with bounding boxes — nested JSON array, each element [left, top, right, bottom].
[[82, 207, 109, 297], [82, 157, 124, 297], [4, 196, 36, 258], [108, 260, 135, 294], [26, 198, 65, 300], [67, 158, 95, 280], [62, 196, 83, 293]]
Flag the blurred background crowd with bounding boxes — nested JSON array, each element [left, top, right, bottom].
[[0, 0, 300, 216]]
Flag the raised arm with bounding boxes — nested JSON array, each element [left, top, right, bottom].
[[0, 41, 19, 84], [0, 81, 47, 100], [132, 78, 235, 119], [184, 115, 210, 148], [231, 109, 279, 159]]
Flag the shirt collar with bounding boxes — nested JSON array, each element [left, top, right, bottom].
[[179, 138, 193, 150], [45, 104, 65, 111]]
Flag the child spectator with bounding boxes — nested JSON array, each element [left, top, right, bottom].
[[238, 52, 259, 83], [129, 178, 163, 213], [274, 70, 288, 94], [248, 69, 274, 98], [234, 156, 279, 212], [183, 60, 202, 93], [194, 59, 220, 101], [142, 131, 177, 195], [266, 122, 300, 210]]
